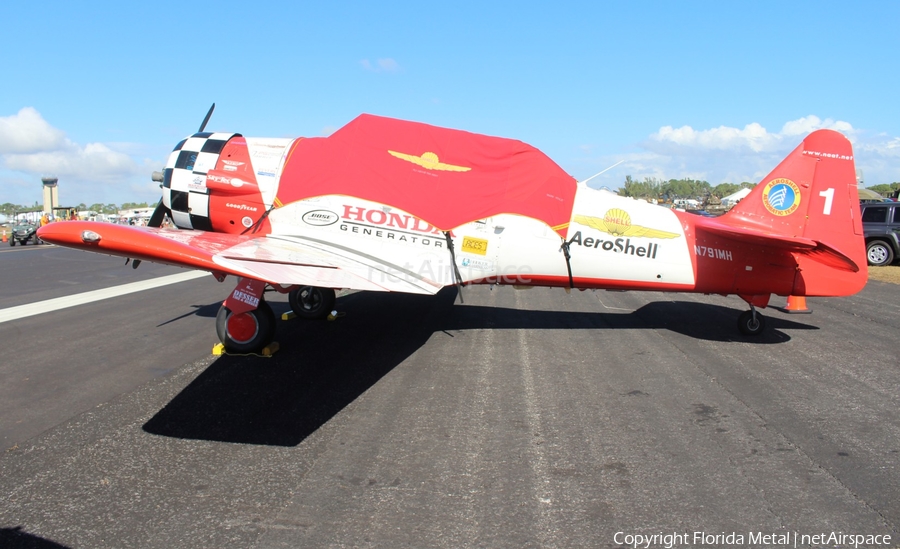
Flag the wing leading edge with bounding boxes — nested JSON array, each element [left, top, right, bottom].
[[36, 221, 444, 295]]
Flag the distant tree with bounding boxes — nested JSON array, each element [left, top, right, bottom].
[[120, 202, 150, 210], [663, 178, 710, 199], [867, 184, 892, 196], [621, 177, 754, 201], [712, 183, 742, 197], [620, 176, 665, 199]]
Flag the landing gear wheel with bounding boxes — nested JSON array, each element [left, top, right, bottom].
[[215, 300, 276, 353], [738, 310, 766, 336], [289, 286, 336, 319], [866, 240, 894, 266]]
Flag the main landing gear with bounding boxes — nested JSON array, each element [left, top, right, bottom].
[[216, 300, 276, 353], [214, 282, 338, 354], [288, 286, 336, 320]]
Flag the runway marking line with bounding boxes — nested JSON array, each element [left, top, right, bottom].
[[0, 271, 210, 324]]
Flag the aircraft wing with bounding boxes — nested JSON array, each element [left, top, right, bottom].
[[37, 221, 444, 295]]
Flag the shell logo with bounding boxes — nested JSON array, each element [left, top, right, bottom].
[[574, 209, 680, 239], [603, 208, 632, 236]]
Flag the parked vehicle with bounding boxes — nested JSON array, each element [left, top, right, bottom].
[[9, 222, 40, 246], [860, 201, 900, 266]]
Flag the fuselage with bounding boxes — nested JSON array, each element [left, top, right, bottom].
[[154, 122, 864, 303], [262, 186, 794, 298]]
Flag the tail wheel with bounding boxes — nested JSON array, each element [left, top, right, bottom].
[[289, 286, 336, 319], [215, 300, 276, 353], [737, 310, 766, 336], [866, 240, 894, 266]]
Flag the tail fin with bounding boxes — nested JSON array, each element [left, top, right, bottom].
[[723, 129, 866, 296]]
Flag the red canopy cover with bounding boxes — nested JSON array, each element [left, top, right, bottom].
[[277, 114, 577, 236]]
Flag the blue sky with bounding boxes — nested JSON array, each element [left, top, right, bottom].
[[1, 1, 898, 207]]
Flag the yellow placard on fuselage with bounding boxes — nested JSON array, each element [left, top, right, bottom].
[[461, 236, 488, 256]]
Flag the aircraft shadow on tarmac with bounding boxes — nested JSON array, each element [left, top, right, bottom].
[[0, 527, 71, 549], [155, 301, 220, 327], [143, 287, 815, 447]]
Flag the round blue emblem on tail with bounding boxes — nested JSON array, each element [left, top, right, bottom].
[[762, 178, 801, 216]]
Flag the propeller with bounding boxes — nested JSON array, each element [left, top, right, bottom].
[[146, 103, 216, 231], [198, 102, 215, 133], [133, 103, 216, 269], [146, 171, 167, 229]]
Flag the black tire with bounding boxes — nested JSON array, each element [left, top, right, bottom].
[[866, 240, 894, 267], [9, 238, 14, 247], [289, 286, 336, 319], [260, 298, 277, 326], [737, 310, 766, 336], [215, 300, 276, 353]]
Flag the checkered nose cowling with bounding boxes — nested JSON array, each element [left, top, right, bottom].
[[162, 132, 240, 230]]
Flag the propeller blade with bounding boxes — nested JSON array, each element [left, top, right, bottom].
[[147, 198, 167, 228], [198, 103, 216, 133], [133, 105, 210, 270]]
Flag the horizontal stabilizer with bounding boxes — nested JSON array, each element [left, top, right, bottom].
[[700, 220, 816, 251], [801, 241, 860, 273], [701, 221, 858, 272]]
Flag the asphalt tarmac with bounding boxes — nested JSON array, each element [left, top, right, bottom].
[[1, 245, 898, 548]]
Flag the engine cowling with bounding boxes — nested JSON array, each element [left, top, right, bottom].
[[161, 133, 294, 234]]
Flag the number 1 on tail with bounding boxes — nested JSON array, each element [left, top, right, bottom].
[[819, 188, 834, 215]]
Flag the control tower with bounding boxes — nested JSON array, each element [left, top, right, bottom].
[[41, 177, 59, 215]]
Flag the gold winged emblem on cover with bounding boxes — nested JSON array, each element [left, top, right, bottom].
[[388, 150, 471, 172]]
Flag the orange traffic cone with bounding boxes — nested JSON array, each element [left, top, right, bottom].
[[1, 231, 6, 243], [781, 295, 812, 314]]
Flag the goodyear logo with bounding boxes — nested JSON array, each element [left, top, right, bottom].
[[762, 178, 801, 216]]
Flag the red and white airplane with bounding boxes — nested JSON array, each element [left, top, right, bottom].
[[38, 108, 867, 352]]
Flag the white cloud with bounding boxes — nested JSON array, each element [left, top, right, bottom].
[[360, 58, 401, 73], [856, 136, 900, 158], [781, 115, 854, 137], [577, 116, 900, 190], [649, 116, 856, 155], [0, 107, 67, 154], [0, 107, 158, 205], [652, 122, 778, 153], [4, 142, 140, 182]]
